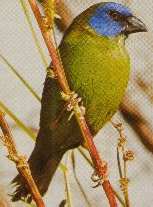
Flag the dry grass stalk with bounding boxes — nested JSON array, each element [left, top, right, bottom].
[[0, 111, 45, 207], [112, 121, 134, 207]]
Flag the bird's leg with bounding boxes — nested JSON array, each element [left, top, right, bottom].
[[61, 91, 85, 121], [41, 16, 52, 32], [68, 104, 86, 121], [91, 159, 108, 188], [80, 102, 86, 115], [66, 92, 82, 111], [91, 171, 103, 188], [47, 65, 57, 79]]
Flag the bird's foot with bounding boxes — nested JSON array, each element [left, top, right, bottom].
[[41, 16, 52, 32], [66, 92, 82, 111], [80, 104, 86, 116], [68, 111, 75, 121], [47, 65, 57, 79], [91, 171, 103, 188], [61, 91, 85, 120], [91, 160, 108, 188], [68, 104, 86, 121]]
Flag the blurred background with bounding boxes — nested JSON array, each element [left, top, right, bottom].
[[0, 0, 153, 206]]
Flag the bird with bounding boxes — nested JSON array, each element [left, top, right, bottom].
[[12, 2, 147, 202]]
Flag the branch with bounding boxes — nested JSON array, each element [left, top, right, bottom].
[[19, 0, 48, 67], [55, 0, 73, 31], [120, 98, 153, 152], [71, 151, 92, 207], [0, 100, 36, 140], [0, 53, 41, 102], [136, 76, 153, 104], [0, 111, 45, 207], [78, 147, 125, 207], [0, 187, 11, 207], [63, 153, 73, 207], [27, 0, 117, 206]]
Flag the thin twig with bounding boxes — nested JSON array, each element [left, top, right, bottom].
[[55, 0, 73, 31], [0, 53, 41, 102], [117, 147, 123, 179], [27, 1, 117, 206], [112, 121, 134, 207], [63, 152, 73, 207], [71, 151, 92, 207], [0, 100, 36, 140], [0, 101, 67, 176], [78, 147, 93, 168], [136, 76, 153, 104], [112, 121, 129, 206], [120, 98, 153, 152], [113, 191, 125, 207], [0, 187, 11, 207], [0, 111, 45, 207], [19, 0, 48, 67], [79, 147, 125, 207]]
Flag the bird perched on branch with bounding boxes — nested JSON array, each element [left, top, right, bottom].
[[12, 2, 147, 202]]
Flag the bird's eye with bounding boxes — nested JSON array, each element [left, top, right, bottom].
[[108, 10, 120, 20]]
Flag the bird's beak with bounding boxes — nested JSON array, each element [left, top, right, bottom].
[[124, 16, 147, 34]]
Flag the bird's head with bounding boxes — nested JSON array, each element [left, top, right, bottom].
[[89, 2, 147, 37]]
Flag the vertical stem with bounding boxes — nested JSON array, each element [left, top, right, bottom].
[[112, 121, 131, 207], [0, 112, 45, 207], [76, 116, 117, 207], [123, 160, 130, 207], [27, 1, 118, 206], [28, 0, 70, 94], [0, 100, 36, 140], [63, 153, 73, 207], [19, 0, 48, 67], [71, 151, 92, 207], [0, 53, 41, 102], [117, 147, 123, 179]]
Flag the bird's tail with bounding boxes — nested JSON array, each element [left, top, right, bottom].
[[11, 130, 65, 203]]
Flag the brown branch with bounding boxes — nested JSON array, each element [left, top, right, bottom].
[[136, 76, 153, 104], [28, 0, 117, 206], [0, 111, 45, 207], [55, 0, 73, 31], [120, 98, 153, 152], [0, 187, 11, 207]]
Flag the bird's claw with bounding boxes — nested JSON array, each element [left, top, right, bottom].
[[92, 182, 102, 188], [42, 16, 52, 32], [80, 105, 86, 116], [68, 111, 75, 121], [67, 92, 82, 120], [66, 92, 82, 111], [91, 171, 103, 188], [61, 91, 82, 110], [47, 66, 57, 79], [61, 91, 86, 121]]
